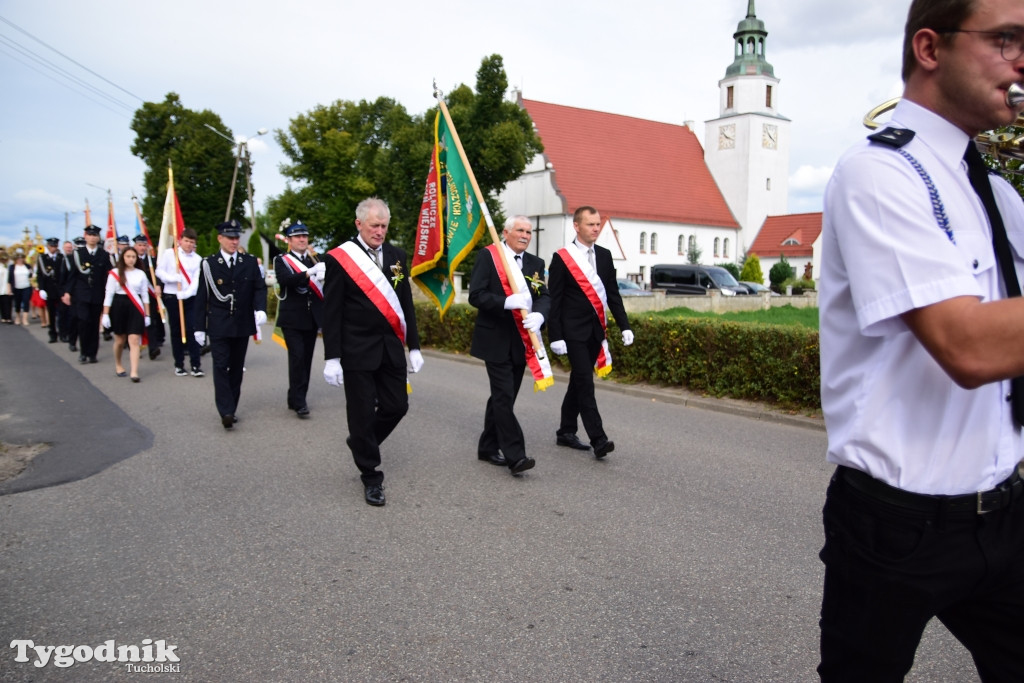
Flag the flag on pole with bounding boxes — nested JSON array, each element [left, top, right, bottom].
[[106, 193, 118, 242], [410, 110, 487, 317], [84, 199, 92, 228], [156, 166, 186, 257]]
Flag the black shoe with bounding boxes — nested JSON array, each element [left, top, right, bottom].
[[509, 457, 536, 475], [48, 337, 58, 344], [295, 406, 310, 418], [232, 415, 239, 423], [364, 484, 386, 506], [593, 439, 615, 459], [88, 357, 98, 364], [69, 344, 78, 352], [556, 433, 591, 451], [130, 376, 140, 383], [478, 451, 507, 466], [78, 355, 88, 364], [221, 415, 234, 430], [149, 347, 161, 360]]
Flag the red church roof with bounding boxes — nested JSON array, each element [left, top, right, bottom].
[[748, 212, 822, 258], [521, 99, 739, 229]]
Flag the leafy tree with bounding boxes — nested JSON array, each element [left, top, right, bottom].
[[265, 54, 543, 256], [769, 254, 795, 292], [130, 93, 243, 244], [686, 240, 703, 264], [739, 253, 765, 284]]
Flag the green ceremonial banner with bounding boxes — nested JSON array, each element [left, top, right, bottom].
[[410, 110, 487, 317]]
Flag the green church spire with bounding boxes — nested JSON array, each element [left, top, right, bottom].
[[725, 0, 775, 78]]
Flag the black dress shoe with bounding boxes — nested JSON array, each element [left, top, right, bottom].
[[295, 406, 310, 418], [69, 344, 78, 352], [88, 357, 98, 364], [149, 347, 161, 360], [78, 355, 88, 364], [593, 439, 615, 459], [48, 337, 58, 344], [364, 484, 386, 506], [221, 415, 235, 429], [509, 457, 536, 475], [556, 433, 591, 451], [478, 451, 507, 466]]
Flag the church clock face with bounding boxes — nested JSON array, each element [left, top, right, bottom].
[[718, 123, 736, 150], [762, 123, 778, 149]]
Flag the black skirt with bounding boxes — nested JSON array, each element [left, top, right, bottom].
[[110, 294, 145, 335]]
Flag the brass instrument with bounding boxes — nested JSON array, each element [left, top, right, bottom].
[[864, 83, 1024, 166]]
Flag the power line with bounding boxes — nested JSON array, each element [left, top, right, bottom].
[[0, 13, 145, 104], [0, 35, 135, 112]]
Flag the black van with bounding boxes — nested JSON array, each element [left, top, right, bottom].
[[650, 264, 748, 296]]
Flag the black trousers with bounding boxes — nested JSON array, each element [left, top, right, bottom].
[[75, 301, 102, 359], [0, 294, 10, 321], [60, 301, 77, 344], [558, 337, 606, 444], [281, 326, 318, 410], [209, 335, 249, 418], [478, 359, 527, 462], [343, 358, 408, 486], [147, 303, 165, 348], [818, 467, 1024, 682], [163, 295, 201, 370], [43, 288, 59, 340]]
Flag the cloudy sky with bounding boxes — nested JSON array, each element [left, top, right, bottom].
[[0, 0, 904, 248]]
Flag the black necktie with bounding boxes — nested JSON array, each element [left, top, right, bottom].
[[965, 143, 1024, 424], [228, 255, 235, 269], [515, 254, 522, 270]]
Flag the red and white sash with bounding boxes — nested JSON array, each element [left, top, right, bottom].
[[108, 271, 148, 345], [556, 246, 612, 377], [486, 244, 554, 392], [280, 252, 324, 300], [328, 241, 407, 345]]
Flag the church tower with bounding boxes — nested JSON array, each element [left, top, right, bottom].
[[704, 0, 790, 257]]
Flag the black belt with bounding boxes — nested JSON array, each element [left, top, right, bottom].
[[838, 465, 1023, 516]]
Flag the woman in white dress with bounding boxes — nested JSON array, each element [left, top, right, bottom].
[[102, 247, 150, 382]]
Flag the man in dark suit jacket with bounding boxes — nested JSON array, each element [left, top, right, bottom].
[[274, 221, 325, 419], [194, 220, 268, 430], [133, 234, 164, 360], [35, 237, 64, 343], [548, 206, 633, 459], [61, 224, 113, 364], [322, 197, 423, 507], [469, 216, 550, 475]]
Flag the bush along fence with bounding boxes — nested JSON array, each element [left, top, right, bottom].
[[414, 302, 821, 411]]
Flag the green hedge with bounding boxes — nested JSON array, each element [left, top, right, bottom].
[[414, 302, 821, 410]]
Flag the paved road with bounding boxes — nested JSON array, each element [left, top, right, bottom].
[[0, 321, 977, 681]]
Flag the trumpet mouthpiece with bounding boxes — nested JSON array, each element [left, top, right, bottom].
[[1008, 83, 1024, 107]]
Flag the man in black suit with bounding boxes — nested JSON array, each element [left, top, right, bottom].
[[322, 197, 423, 507], [194, 220, 268, 430], [61, 224, 113, 364], [133, 234, 164, 360], [35, 237, 64, 343], [469, 216, 550, 475], [548, 206, 633, 459], [274, 222, 325, 419]]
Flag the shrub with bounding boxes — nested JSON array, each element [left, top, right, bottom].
[[739, 253, 764, 284], [769, 255, 795, 292]]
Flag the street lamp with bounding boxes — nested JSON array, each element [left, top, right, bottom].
[[204, 124, 268, 230]]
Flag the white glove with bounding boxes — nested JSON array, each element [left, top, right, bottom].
[[504, 291, 532, 312], [551, 340, 567, 355], [324, 358, 344, 386], [621, 329, 634, 346], [101, 314, 111, 329], [522, 312, 544, 333], [144, 316, 151, 327], [176, 289, 189, 300], [39, 290, 47, 301], [254, 310, 267, 326], [309, 262, 326, 279], [194, 331, 206, 346], [408, 349, 424, 373]]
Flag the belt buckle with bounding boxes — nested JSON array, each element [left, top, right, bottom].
[[977, 482, 1010, 514]]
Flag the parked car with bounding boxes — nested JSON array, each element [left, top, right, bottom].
[[650, 264, 748, 296], [738, 280, 773, 295], [617, 279, 654, 297]]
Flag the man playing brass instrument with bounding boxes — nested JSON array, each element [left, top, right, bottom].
[[818, 0, 1024, 680]]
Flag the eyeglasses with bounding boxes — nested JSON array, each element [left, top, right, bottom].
[[940, 28, 1024, 61]]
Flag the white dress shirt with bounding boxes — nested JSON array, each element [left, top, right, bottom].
[[820, 99, 1024, 494], [156, 247, 202, 298]]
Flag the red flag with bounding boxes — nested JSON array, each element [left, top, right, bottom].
[[106, 194, 118, 241]]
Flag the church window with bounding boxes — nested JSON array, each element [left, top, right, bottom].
[[639, 232, 646, 253], [677, 235, 684, 254], [766, 85, 773, 108], [650, 233, 658, 254], [714, 238, 720, 258], [726, 86, 734, 109], [723, 238, 730, 258]]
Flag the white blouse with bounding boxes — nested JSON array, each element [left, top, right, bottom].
[[103, 268, 150, 307]]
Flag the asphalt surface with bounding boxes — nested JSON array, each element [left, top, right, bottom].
[[0, 321, 978, 681]]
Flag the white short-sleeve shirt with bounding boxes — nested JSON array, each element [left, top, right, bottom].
[[820, 99, 1024, 494]]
